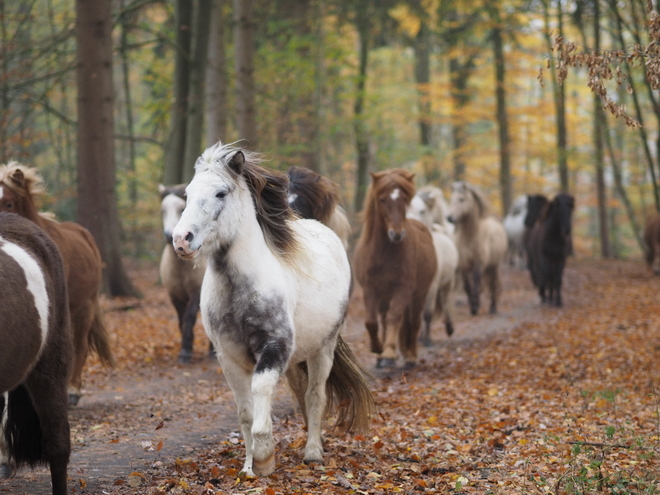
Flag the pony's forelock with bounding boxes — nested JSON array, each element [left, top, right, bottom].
[[0, 162, 46, 199], [195, 142, 298, 263]]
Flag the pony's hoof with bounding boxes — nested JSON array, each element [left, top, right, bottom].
[[369, 343, 383, 354], [376, 357, 396, 369], [252, 453, 276, 477], [403, 361, 417, 370], [445, 323, 454, 337], [0, 462, 16, 479], [470, 307, 478, 316], [420, 338, 432, 348], [68, 393, 81, 406], [178, 350, 193, 364]]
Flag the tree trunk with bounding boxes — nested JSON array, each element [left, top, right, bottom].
[[491, 14, 511, 216], [592, 0, 611, 258], [449, 55, 475, 182], [75, 0, 140, 297], [234, 0, 257, 148], [542, 0, 569, 192], [414, 22, 431, 148], [163, 0, 193, 185], [353, 6, 370, 213], [183, 0, 212, 181], [205, 0, 227, 146]]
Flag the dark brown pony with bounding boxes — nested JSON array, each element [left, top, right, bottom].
[[287, 166, 352, 249], [643, 212, 660, 275], [353, 169, 437, 369], [0, 212, 73, 495], [527, 193, 575, 306], [0, 163, 114, 405]]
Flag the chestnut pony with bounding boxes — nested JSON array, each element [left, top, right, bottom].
[[0, 163, 114, 405], [353, 169, 437, 369]]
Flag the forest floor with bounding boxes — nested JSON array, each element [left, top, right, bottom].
[[2, 257, 660, 495]]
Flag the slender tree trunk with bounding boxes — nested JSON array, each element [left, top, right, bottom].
[[491, 15, 511, 215], [543, 0, 569, 192], [592, 0, 611, 258], [353, 6, 370, 213], [0, 0, 8, 164], [183, 0, 212, 181], [449, 55, 475, 181], [234, 0, 257, 148], [163, 0, 193, 184], [205, 0, 227, 146], [119, 1, 136, 206], [414, 22, 431, 148], [76, 0, 140, 297]]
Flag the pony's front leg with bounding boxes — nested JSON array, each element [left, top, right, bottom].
[[220, 360, 256, 476], [250, 337, 292, 476], [302, 344, 335, 464], [380, 296, 408, 367], [363, 293, 383, 354]]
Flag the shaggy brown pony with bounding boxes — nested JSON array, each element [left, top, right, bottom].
[[353, 169, 437, 369], [0, 163, 114, 405]]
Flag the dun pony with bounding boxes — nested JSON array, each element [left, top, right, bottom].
[[0, 163, 114, 405], [158, 183, 208, 363], [448, 181, 507, 315]]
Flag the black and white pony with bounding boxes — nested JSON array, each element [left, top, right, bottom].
[[527, 193, 575, 306], [172, 142, 375, 477], [0, 212, 72, 495]]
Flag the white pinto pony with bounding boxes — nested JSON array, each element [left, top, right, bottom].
[[158, 183, 207, 363], [503, 194, 527, 269], [406, 191, 458, 345], [407, 185, 454, 236], [172, 142, 374, 477], [448, 181, 507, 316]]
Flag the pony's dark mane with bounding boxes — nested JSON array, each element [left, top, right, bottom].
[[200, 143, 298, 260], [287, 166, 340, 224], [360, 169, 416, 243]]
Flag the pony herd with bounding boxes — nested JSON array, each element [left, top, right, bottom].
[[1, 143, 580, 492]]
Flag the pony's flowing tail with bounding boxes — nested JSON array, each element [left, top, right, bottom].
[[88, 298, 115, 368], [326, 335, 377, 434], [4, 386, 45, 468]]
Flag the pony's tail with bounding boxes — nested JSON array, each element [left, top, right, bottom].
[[88, 298, 115, 368], [326, 335, 377, 434], [5, 386, 45, 467]]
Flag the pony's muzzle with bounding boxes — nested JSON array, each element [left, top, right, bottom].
[[388, 229, 406, 243], [172, 231, 198, 259]]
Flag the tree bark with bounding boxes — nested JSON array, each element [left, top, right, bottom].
[[592, 0, 611, 258], [449, 56, 475, 181], [414, 22, 431, 148], [491, 13, 511, 216], [234, 0, 257, 148], [542, 0, 569, 192], [205, 0, 227, 147], [163, 0, 193, 185], [183, 0, 212, 181], [76, 0, 140, 297], [353, 5, 370, 213]]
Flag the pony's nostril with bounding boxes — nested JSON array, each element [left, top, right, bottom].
[[185, 232, 194, 242]]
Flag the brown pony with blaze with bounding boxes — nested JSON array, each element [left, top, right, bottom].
[[0, 162, 114, 405], [353, 169, 437, 369]]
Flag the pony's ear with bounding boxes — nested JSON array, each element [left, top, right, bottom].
[[370, 171, 385, 181], [9, 168, 25, 189], [228, 151, 245, 175], [401, 170, 416, 182], [158, 183, 167, 198], [425, 196, 436, 209]]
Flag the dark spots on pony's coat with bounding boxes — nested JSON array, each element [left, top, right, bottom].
[[250, 332, 291, 373]]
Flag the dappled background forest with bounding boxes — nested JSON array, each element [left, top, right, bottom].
[[1, 0, 658, 279]]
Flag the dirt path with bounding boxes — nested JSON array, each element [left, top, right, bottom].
[[2, 263, 566, 494]]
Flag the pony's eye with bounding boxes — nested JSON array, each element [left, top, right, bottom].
[[216, 190, 227, 199], [4, 202, 12, 209]]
